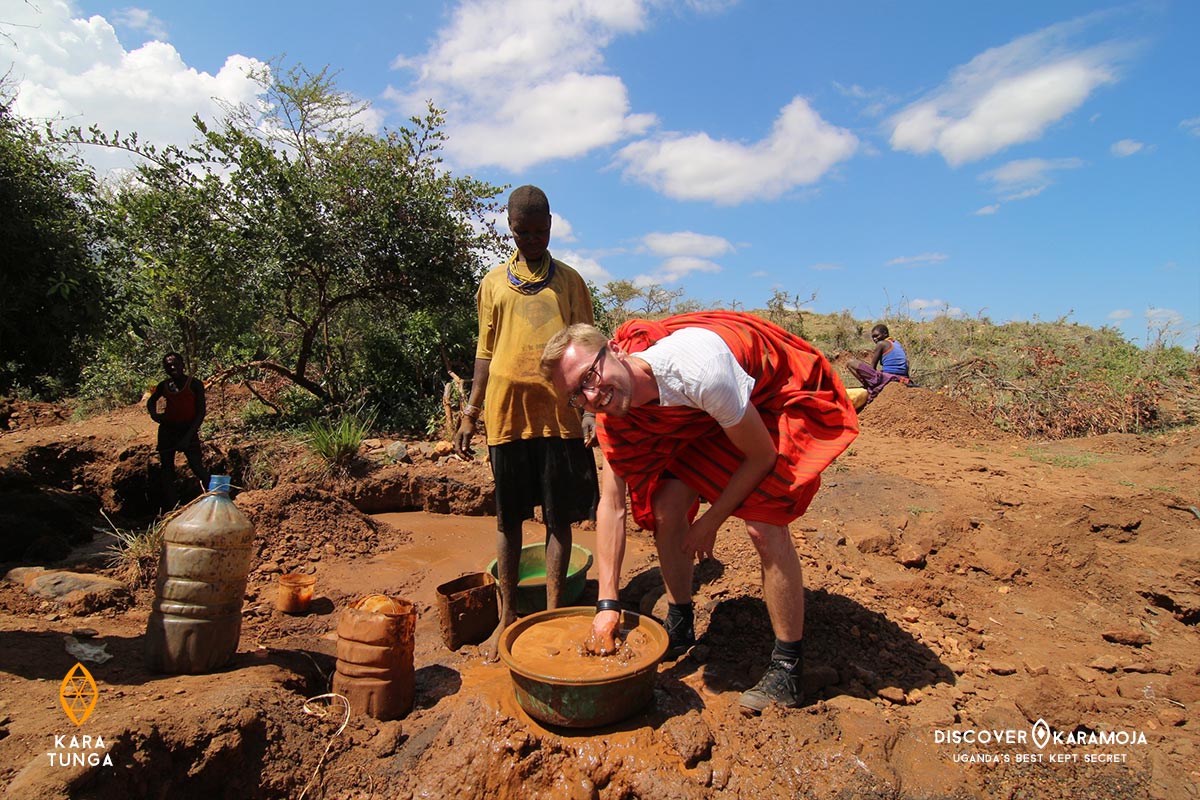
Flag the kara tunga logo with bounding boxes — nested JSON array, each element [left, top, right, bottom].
[[47, 734, 114, 768], [50, 662, 114, 768]]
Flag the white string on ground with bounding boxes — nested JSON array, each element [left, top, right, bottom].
[[297, 692, 351, 800]]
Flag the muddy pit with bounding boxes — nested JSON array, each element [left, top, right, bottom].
[[0, 386, 1198, 799]]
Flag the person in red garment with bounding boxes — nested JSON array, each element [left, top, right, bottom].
[[540, 312, 858, 714], [146, 352, 209, 508]]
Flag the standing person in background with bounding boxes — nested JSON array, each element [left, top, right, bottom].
[[844, 323, 911, 404], [453, 185, 599, 661], [540, 312, 858, 714], [146, 352, 209, 509]]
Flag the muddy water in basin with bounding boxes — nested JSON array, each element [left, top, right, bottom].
[[508, 614, 658, 680]]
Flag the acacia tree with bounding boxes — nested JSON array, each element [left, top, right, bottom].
[[596, 279, 695, 330], [764, 288, 816, 337], [0, 101, 110, 397], [73, 63, 504, 418]]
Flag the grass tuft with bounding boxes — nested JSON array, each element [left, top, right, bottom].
[[104, 511, 164, 589], [305, 407, 377, 473]]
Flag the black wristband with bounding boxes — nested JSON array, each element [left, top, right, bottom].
[[596, 599, 621, 613]]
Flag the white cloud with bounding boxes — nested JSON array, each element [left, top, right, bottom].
[[391, 2, 853, 193], [983, 157, 1084, 186], [682, 0, 740, 12], [387, 0, 656, 170], [907, 298, 964, 318], [833, 81, 899, 118], [557, 250, 612, 284], [1001, 186, 1046, 202], [633, 256, 721, 287], [442, 73, 655, 172], [886, 253, 948, 266], [833, 82, 871, 100], [5, 0, 266, 174], [631, 231, 732, 286], [974, 203, 1001, 215], [1181, 117, 1200, 137], [1107, 309, 1132, 320], [1146, 307, 1183, 326], [552, 214, 577, 243], [616, 97, 857, 204], [1110, 138, 1143, 156], [113, 7, 169, 41], [888, 14, 1126, 165], [979, 157, 1083, 205], [642, 231, 734, 258]]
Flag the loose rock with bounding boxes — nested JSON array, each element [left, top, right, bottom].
[[1102, 629, 1152, 647]]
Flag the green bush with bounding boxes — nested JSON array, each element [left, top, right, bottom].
[[356, 307, 477, 432], [75, 344, 156, 417], [277, 386, 325, 422]]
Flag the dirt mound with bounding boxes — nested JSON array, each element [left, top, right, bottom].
[[859, 384, 1006, 441], [235, 484, 409, 574], [343, 461, 495, 516], [0, 398, 72, 431]]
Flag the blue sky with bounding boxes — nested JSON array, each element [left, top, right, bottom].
[[4, 1, 1198, 346]]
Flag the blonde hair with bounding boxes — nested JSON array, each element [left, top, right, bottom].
[[540, 324, 608, 380]]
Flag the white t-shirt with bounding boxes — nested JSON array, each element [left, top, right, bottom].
[[637, 328, 754, 427]]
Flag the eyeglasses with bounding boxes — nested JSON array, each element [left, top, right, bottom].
[[567, 347, 606, 410]]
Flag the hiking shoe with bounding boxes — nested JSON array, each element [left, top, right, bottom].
[[739, 659, 802, 714], [664, 616, 695, 658]]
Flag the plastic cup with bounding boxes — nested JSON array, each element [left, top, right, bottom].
[[277, 573, 316, 614]]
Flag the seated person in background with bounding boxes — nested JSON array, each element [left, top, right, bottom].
[[844, 324, 910, 405]]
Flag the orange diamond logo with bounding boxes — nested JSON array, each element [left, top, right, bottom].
[[59, 662, 98, 726]]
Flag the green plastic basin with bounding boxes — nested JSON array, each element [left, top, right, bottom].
[[486, 543, 592, 615]]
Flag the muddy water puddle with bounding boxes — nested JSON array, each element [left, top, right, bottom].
[[315, 512, 625, 607], [316, 514, 562, 603]]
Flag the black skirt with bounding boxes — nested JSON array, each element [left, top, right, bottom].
[[489, 437, 598, 531]]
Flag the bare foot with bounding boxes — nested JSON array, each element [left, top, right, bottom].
[[479, 618, 510, 663]]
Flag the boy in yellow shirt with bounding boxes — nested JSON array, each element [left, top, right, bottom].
[[454, 185, 598, 659]]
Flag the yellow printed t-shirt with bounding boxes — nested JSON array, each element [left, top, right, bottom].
[[476, 255, 594, 446]]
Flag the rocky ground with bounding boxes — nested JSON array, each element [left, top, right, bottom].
[[0, 385, 1197, 799]]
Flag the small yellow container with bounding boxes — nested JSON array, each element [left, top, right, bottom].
[[276, 573, 316, 614]]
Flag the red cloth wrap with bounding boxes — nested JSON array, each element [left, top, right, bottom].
[[597, 311, 859, 531]]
